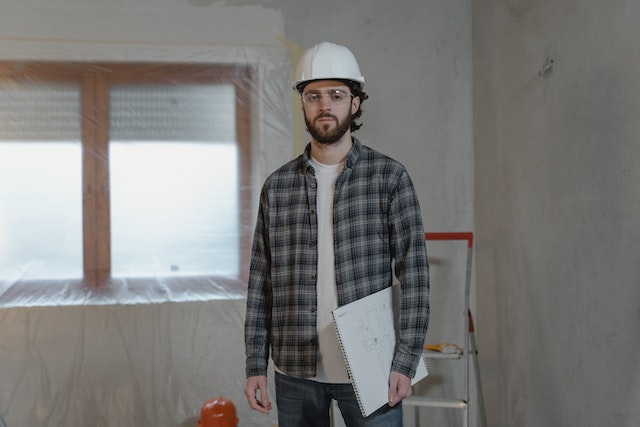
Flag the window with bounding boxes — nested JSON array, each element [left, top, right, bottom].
[[0, 62, 253, 289]]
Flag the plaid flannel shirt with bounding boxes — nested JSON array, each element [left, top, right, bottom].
[[245, 138, 429, 379]]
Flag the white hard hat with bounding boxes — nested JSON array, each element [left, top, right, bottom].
[[293, 42, 365, 91]]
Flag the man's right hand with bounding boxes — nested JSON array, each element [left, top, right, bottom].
[[244, 375, 272, 414]]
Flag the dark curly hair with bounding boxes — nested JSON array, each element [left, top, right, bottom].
[[297, 79, 369, 132], [342, 79, 368, 132]]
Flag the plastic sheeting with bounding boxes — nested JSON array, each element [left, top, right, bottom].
[[0, 46, 291, 427]]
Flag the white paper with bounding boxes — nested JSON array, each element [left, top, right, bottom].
[[332, 286, 429, 417]]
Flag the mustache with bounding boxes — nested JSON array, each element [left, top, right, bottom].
[[315, 112, 337, 121]]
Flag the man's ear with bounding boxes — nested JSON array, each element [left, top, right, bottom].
[[351, 96, 361, 114]]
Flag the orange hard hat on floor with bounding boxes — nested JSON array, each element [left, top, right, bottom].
[[198, 396, 239, 427]]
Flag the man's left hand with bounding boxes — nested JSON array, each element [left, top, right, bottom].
[[388, 371, 412, 407]]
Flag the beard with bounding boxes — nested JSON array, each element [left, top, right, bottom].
[[305, 111, 353, 144]]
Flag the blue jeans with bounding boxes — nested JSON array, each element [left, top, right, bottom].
[[274, 372, 402, 427]]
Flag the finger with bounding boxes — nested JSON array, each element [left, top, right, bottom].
[[388, 377, 399, 407], [257, 383, 272, 411]]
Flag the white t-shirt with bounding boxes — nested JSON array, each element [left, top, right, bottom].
[[309, 157, 351, 383]]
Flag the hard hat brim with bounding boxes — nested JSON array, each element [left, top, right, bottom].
[[292, 77, 365, 92]]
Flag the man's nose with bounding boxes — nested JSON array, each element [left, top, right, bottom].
[[318, 94, 332, 109]]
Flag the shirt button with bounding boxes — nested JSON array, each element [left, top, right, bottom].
[[310, 183, 317, 188], [310, 307, 316, 313], [311, 274, 317, 280]]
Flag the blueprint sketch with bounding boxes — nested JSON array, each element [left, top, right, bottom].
[[332, 286, 429, 417]]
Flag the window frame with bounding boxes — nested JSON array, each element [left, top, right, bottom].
[[0, 61, 253, 290]]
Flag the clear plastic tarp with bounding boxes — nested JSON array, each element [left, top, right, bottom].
[[0, 45, 291, 427]]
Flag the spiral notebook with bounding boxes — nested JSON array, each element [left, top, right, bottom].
[[332, 286, 429, 417]]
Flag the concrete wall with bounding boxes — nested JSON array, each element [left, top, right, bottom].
[[474, 1, 640, 426], [281, 0, 474, 233]]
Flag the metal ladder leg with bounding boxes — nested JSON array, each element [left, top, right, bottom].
[[468, 310, 488, 427]]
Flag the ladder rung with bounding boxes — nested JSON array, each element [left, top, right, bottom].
[[423, 350, 464, 360], [403, 396, 468, 409]]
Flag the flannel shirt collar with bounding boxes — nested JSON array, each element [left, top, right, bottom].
[[299, 137, 362, 173]]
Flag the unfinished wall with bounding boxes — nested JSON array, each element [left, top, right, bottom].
[[283, 0, 474, 233], [474, 1, 640, 426]]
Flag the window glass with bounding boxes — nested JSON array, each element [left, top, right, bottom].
[[110, 142, 239, 277], [109, 84, 239, 277], [0, 83, 82, 280]]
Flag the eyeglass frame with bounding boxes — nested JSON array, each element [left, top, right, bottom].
[[301, 88, 354, 106]]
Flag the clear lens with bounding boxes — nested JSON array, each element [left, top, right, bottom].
[[302, 89, 352, 105]]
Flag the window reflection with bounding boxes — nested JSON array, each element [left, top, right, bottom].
[[110, 142, 239, 277], [0, 143, 83, 280]]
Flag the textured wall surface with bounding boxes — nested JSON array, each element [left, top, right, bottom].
[[474, 1, 640, 426]]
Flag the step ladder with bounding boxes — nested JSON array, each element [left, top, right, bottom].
[[403, 232, 486, 427]]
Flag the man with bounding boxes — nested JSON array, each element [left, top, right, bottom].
[[244, 42, 429, 426]]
